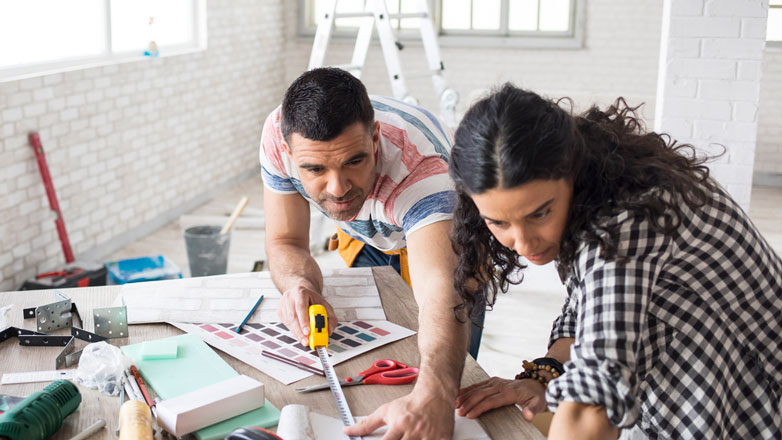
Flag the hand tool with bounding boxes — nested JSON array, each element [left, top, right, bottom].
[[118, 400, 153, 440], [308, 304, 360, 440], [0, 379, 81, 440], [297, 358, 418, 393]]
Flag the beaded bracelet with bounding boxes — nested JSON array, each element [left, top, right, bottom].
[[514, 357, 564, 388], [532, 357, 564, 375]]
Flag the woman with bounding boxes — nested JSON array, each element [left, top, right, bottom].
[[449, 84, 781, 439]]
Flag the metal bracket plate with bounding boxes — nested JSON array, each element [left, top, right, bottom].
[[64, 349, 83, 368], [71, 327, 107, 343], [1, 327, 47, 343], [53, 337, 84, 370], [93, 306, 128, 339], [0, 326, 16, 343], [34, 298, 72, 332], [18, 334, 73, 346], [22, 291, 83, 330], [55, 337, 76, 370]]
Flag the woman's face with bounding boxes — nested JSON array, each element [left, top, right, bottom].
[[470, 178, 573, 265]]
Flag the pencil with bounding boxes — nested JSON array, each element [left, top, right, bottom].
[[68, 418, 105, 440], [262, 350, 325, 377], [124, 370, 144, 402], [236, 294, 264, 333], [129, 366, 155, 408]]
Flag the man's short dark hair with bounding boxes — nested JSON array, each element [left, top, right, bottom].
[[281, 67, 375, 144]]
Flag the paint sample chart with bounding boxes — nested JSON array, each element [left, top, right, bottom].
[[172, 319, 415, 384], [114, 267, 386, 324]]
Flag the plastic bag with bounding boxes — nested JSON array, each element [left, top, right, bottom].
[[74, 341, 130, 396], [0, 304, 12, 329]]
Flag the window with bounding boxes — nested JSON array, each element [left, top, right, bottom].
[[0, 0, 206, 81], [308, 0, 425, 31], [769, 1, 782, 43], [301, 0, 583, 48], [441, 0, 574, 35]]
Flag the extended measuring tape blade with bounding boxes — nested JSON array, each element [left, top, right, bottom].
[[309, 304, 361, 440], [316, 346, 361, 440]]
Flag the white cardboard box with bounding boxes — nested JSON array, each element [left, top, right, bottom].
[[155, 375, 265, 436]]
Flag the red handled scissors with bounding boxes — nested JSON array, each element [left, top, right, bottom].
[[296, 359, 418, 393]]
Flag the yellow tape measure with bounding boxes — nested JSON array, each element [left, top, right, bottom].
[[307, 305, 359, 439], [308, 304, 329, 350]]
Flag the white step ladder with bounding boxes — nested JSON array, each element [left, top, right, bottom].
[[308, 0, 459, 128]]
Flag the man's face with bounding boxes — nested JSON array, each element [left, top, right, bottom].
[[286, 121, 379, 221]]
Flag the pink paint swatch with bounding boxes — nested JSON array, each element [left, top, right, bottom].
[[370, 327, 390, 336], [215, 331, 233, 340]]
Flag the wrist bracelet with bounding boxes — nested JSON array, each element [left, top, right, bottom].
[[514, 357, 565, 388], [532, 357, 564, 375]]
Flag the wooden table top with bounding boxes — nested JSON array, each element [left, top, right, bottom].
[[0, 267, 543, 439]]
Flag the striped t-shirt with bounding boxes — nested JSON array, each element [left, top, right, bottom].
[[259, 95, 455, 251]]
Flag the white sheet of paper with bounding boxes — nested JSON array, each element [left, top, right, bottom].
[[276, 404, 490, 440], [113, 268, 386, 324]]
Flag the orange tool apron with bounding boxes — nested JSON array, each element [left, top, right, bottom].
[[332, 228, 411, 287]]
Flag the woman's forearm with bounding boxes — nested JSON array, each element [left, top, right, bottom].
[[546, 337, 575, 363], [548, 401, 619, 440]]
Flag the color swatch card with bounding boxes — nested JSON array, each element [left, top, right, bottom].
[[171, 319, 415, 384], [114, 268, 386, 324]]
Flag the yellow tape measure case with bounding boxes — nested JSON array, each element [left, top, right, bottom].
[[308, 305, 329, 350]]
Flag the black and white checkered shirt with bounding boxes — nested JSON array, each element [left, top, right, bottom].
[[546, 185, 782, 439]]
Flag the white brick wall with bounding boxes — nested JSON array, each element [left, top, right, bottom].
[[756, 49, 782, 176], [655, 0, 768, 209], [0, 0, 286, 292]]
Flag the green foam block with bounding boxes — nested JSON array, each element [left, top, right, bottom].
[[140, 340, 179, 360], [122, 334, 280, 440]]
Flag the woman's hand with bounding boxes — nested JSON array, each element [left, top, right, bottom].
[[455, 377, 548, 420]]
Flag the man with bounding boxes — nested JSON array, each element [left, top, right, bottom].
[[259, 67, 474, 438]]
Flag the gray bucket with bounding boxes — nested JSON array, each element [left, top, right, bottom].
[[183, 225, 231, 277]]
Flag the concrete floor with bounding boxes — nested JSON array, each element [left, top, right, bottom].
[[108, 174, 782, 379]]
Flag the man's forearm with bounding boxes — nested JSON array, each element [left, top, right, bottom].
[[414, 287, 470, 400], [267, 241, 323, 293], [404, 221, 470, 400]]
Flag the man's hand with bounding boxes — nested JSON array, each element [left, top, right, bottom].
[[347, 220, 465, 439], [456, 377, 547, 421], [264, 187, 335, 345], [344, 389, 455, 440], [277, 284, 338, 346]]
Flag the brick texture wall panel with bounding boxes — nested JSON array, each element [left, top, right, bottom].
[[656, 0, 768, 209], [0, 0, 286, 291], [757, 49, 782, 174]]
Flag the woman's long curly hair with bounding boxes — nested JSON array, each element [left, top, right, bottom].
[[449, 84, 717, 321]]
